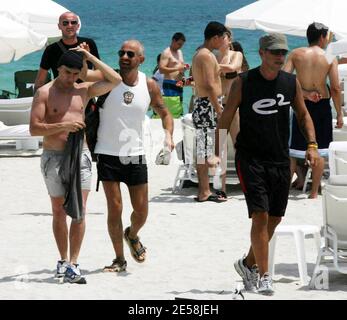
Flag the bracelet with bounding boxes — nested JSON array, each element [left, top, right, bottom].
[[307, 142, 318, 149]]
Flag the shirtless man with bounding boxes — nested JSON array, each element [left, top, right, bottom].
[[284, 22, 344, 198], [159, 32, 189, 118], [30, 49, 121, 283], [192, 21, 228, 203]]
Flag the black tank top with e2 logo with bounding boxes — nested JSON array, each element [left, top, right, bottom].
[[236, 67, 296, 166]]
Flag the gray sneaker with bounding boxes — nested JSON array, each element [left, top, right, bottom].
[[234, 256, 259, 292], [258, 272, 274, 296]]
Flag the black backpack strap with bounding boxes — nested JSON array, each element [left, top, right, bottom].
[[95, 90, 111, 109], [96, 155, 100, 192], [57, 40, 68, 53], [92, 93, 110, 192]]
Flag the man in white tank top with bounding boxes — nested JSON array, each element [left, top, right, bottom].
[[87, 40, 174, 272]]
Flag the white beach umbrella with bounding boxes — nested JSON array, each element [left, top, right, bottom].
[[225, 0, 347, 40], [0, 0, 69, 39], [0, 13, 46, 63]]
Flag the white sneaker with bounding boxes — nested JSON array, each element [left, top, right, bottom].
[[258, 272, 274, 296], [54, 260, 68, 279], [64, 263, 87, 284], [155, 147, 171, 165], [233, 255, 259, 292]]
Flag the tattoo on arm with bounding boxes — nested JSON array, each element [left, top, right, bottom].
[[155, 104, 166, 111]]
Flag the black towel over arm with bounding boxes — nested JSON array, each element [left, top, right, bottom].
[[59, 129, 85, 222]]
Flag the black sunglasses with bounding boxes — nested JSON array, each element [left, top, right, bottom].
[[62, 20, 78, 26], [118, 50, 136, 58], [267, 49, 288, 56]]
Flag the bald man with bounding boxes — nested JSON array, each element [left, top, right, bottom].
[[84, 40, 174, 272], [34, 11, 100, 91]]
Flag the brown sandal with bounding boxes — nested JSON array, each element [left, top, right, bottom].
[[124, 227, 146, 263], [103, 258, 127, 272]]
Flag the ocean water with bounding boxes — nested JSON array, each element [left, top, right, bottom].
[[0, 0, 307, 113]]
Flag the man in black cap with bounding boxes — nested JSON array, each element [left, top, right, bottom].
[[211, 33, 319, 295], [30, 48, 121, 284], [284, 22, 344, 199]]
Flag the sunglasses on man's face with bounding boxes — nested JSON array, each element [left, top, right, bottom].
[[118, 50, 136, 58], [62, 20, 78, 26], [267, 49, 288, 56]]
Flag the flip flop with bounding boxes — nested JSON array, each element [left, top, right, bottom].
[[194, 194, 227, 203], [215, 190, 227, 200]]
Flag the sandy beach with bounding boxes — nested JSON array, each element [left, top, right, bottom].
[[0, 119, 346, 300]]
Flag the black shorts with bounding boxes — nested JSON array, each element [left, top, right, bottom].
[[97, 154, 148, 186], [235, 152, 290, 218]]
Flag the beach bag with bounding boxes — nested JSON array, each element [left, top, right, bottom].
[[85, 91, 110, 161]]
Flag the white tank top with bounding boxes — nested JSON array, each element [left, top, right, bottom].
[[95, 71, 151, 156]]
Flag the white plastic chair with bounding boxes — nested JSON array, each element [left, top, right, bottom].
[[328, 141, 347, 176], [333, 129, 347, 142], [269, 224, 321, 286], [172, 113, 239, 192], [309, 184, 347, 288], [172, 114, 198, 192]]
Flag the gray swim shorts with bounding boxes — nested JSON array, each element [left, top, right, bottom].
[[40, 149, 92, 197]]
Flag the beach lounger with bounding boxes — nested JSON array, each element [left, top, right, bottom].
[[0, 121, 41, 150], [14, 70, 51, 98], [0, 97, 33, 126], [0, 89, 16, 99], [310, 184, 347, 289]]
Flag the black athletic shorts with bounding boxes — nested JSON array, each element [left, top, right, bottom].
[[97, 154, 148, 186], [235, 151, 291, 218]]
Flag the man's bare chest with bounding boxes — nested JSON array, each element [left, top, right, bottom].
[[46, 93, 85, 119]]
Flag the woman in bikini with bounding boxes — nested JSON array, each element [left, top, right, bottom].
[[216, 31, 244, 199]]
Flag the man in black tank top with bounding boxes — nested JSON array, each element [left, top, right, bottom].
[[211, 33, 319, 295]]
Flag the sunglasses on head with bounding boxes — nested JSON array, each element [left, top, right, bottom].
[[118, 50, 136, 58], [267, 49, 288, 56], [62, 20, 78, 26], [313, 22, 328, 31]]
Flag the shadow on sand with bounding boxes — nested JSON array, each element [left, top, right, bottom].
[[14, 212, 104, 217], [0, 268, 130, 285]]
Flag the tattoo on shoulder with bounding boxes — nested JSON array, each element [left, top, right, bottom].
[[34, 90, 40, 98]]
